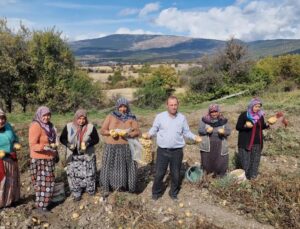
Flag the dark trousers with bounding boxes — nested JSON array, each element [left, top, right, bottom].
[[238, 144, 262, 179], [152, 147, 183, 197]]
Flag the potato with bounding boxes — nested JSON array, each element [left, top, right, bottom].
[[109, 129, 118, 138], [80, 142, 86, 150], [13, 143, 22, 150], [0, 150, 5, 158], [118, 130, 127, 137], [245, 121, 253, 128], [218, 128, 225, 135], [206, 127, 213, 133], [268, 116, 277, 125]]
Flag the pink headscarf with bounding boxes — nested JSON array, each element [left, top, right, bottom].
[[247, 98, 265, 124]]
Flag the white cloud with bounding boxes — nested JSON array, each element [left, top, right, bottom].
[[119, 8, 139, 16], [115, 27, 160, 35], [139, 2, 160, 17], [154, 0, 300, 41], [71, 32, 107, 41]]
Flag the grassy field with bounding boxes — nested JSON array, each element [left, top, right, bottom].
[[1, 90, 299, 228]]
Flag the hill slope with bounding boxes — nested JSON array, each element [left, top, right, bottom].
[[69, 34, 300, 64]]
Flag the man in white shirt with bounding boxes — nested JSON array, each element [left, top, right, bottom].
[[143, 96, 201, 200]]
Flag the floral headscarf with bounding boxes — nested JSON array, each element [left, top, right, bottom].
[[202, 104, 227, 127], [246, 98, 265, 124], [112, 97, 136, 122], [33, 106, 56, 143]]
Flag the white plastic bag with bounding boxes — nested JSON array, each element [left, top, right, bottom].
[[127, 138, 143, 162]]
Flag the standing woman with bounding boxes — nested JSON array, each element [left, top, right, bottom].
[[236, 98, 269, 179], [100, 98, 140, 197], [29, 106, 58, 212], [198, 104, 231, 177], [0, 109, 21, 208], [60, 109, 99, 201]]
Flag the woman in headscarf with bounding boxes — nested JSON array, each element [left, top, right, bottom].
[[29, 106, 58, 212], [198, 104, 231, 177], [60, 109, 99, 201], [0, 109, 21, 208], [236, 98, 270, 179], [100, 97, 140, 197]]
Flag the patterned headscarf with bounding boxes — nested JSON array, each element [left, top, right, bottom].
[[247, 98, 265, 124], [33, 106, 56, 143], [203, 104, 224, 123], [112, 97, 136, 122], [73, 109, 88, 128]]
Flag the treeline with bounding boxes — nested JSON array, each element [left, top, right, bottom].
[[0, 19, 103, 113], [134, 38, 300, 108], [181, 39, 300, 104]]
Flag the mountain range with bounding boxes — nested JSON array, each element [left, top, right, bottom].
[[69, 34, 300, 65]]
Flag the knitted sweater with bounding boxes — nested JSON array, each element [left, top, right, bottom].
[[100, 114, 140, 144], [28, 122, 57, 159], [0, 123, 18, 154]]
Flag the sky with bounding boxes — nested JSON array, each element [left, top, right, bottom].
[[1, 0, 300, 41]]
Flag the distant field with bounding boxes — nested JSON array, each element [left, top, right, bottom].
[[88, 72, 111, 82], [103, 87, 187, 100], [103, 88, 138, 100]]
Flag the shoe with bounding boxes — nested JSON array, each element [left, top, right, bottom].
[[152, 195, 160, 201], [73, 196, 81, 202], [169, 195, 178, 201], [102, 192, 109, 198]]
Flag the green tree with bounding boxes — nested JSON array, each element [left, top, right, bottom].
[[135, 65, 178, 108], [0, 19, 18, 112], [28, 28, 75, 112]]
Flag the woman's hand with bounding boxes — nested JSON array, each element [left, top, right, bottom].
[[218, 128, 225, 135], [109, 129, 119, 138], [13, 143, 22, 151], [0, 150, 6, 159], [206, 126, 213, 133], [245, 121, 253, 128]]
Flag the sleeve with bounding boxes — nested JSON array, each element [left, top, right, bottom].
[[198, 119, 208, 136], [236, 112, 248, 131], [8, 123, 19, 143], [100, 115, 111, 136], [128, 120, 141, 138], [224, 122, 231, 137], [148, 115, 160, 137], [88, 126, 100, 146], [59, 126, 68, 146], [261, 116, 269, 130], [182, 116, 196, 140], [29, 123, 45, 152]]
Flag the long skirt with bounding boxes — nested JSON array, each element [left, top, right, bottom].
[[67, 154, 96, 198], [0, 158, 20, 208], [100, 144, 137, 193], [30, 158, 55, 210], [237, 144, 262, 179], [201, 136, 228, 177]]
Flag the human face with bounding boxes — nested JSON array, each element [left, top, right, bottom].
[[252, 104, 261, 113], [77, 116, 86, 126], [0, 116, 6, 128], [210, 111, 219, 119], [118, 105, 128, 114], [41, 113, 51, 124], [167, 98, 178, 115]]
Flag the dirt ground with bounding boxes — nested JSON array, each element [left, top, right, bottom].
[[0, 103, 299, 228]]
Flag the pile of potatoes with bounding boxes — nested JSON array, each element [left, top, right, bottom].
[[139, 138, 153, 164]]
